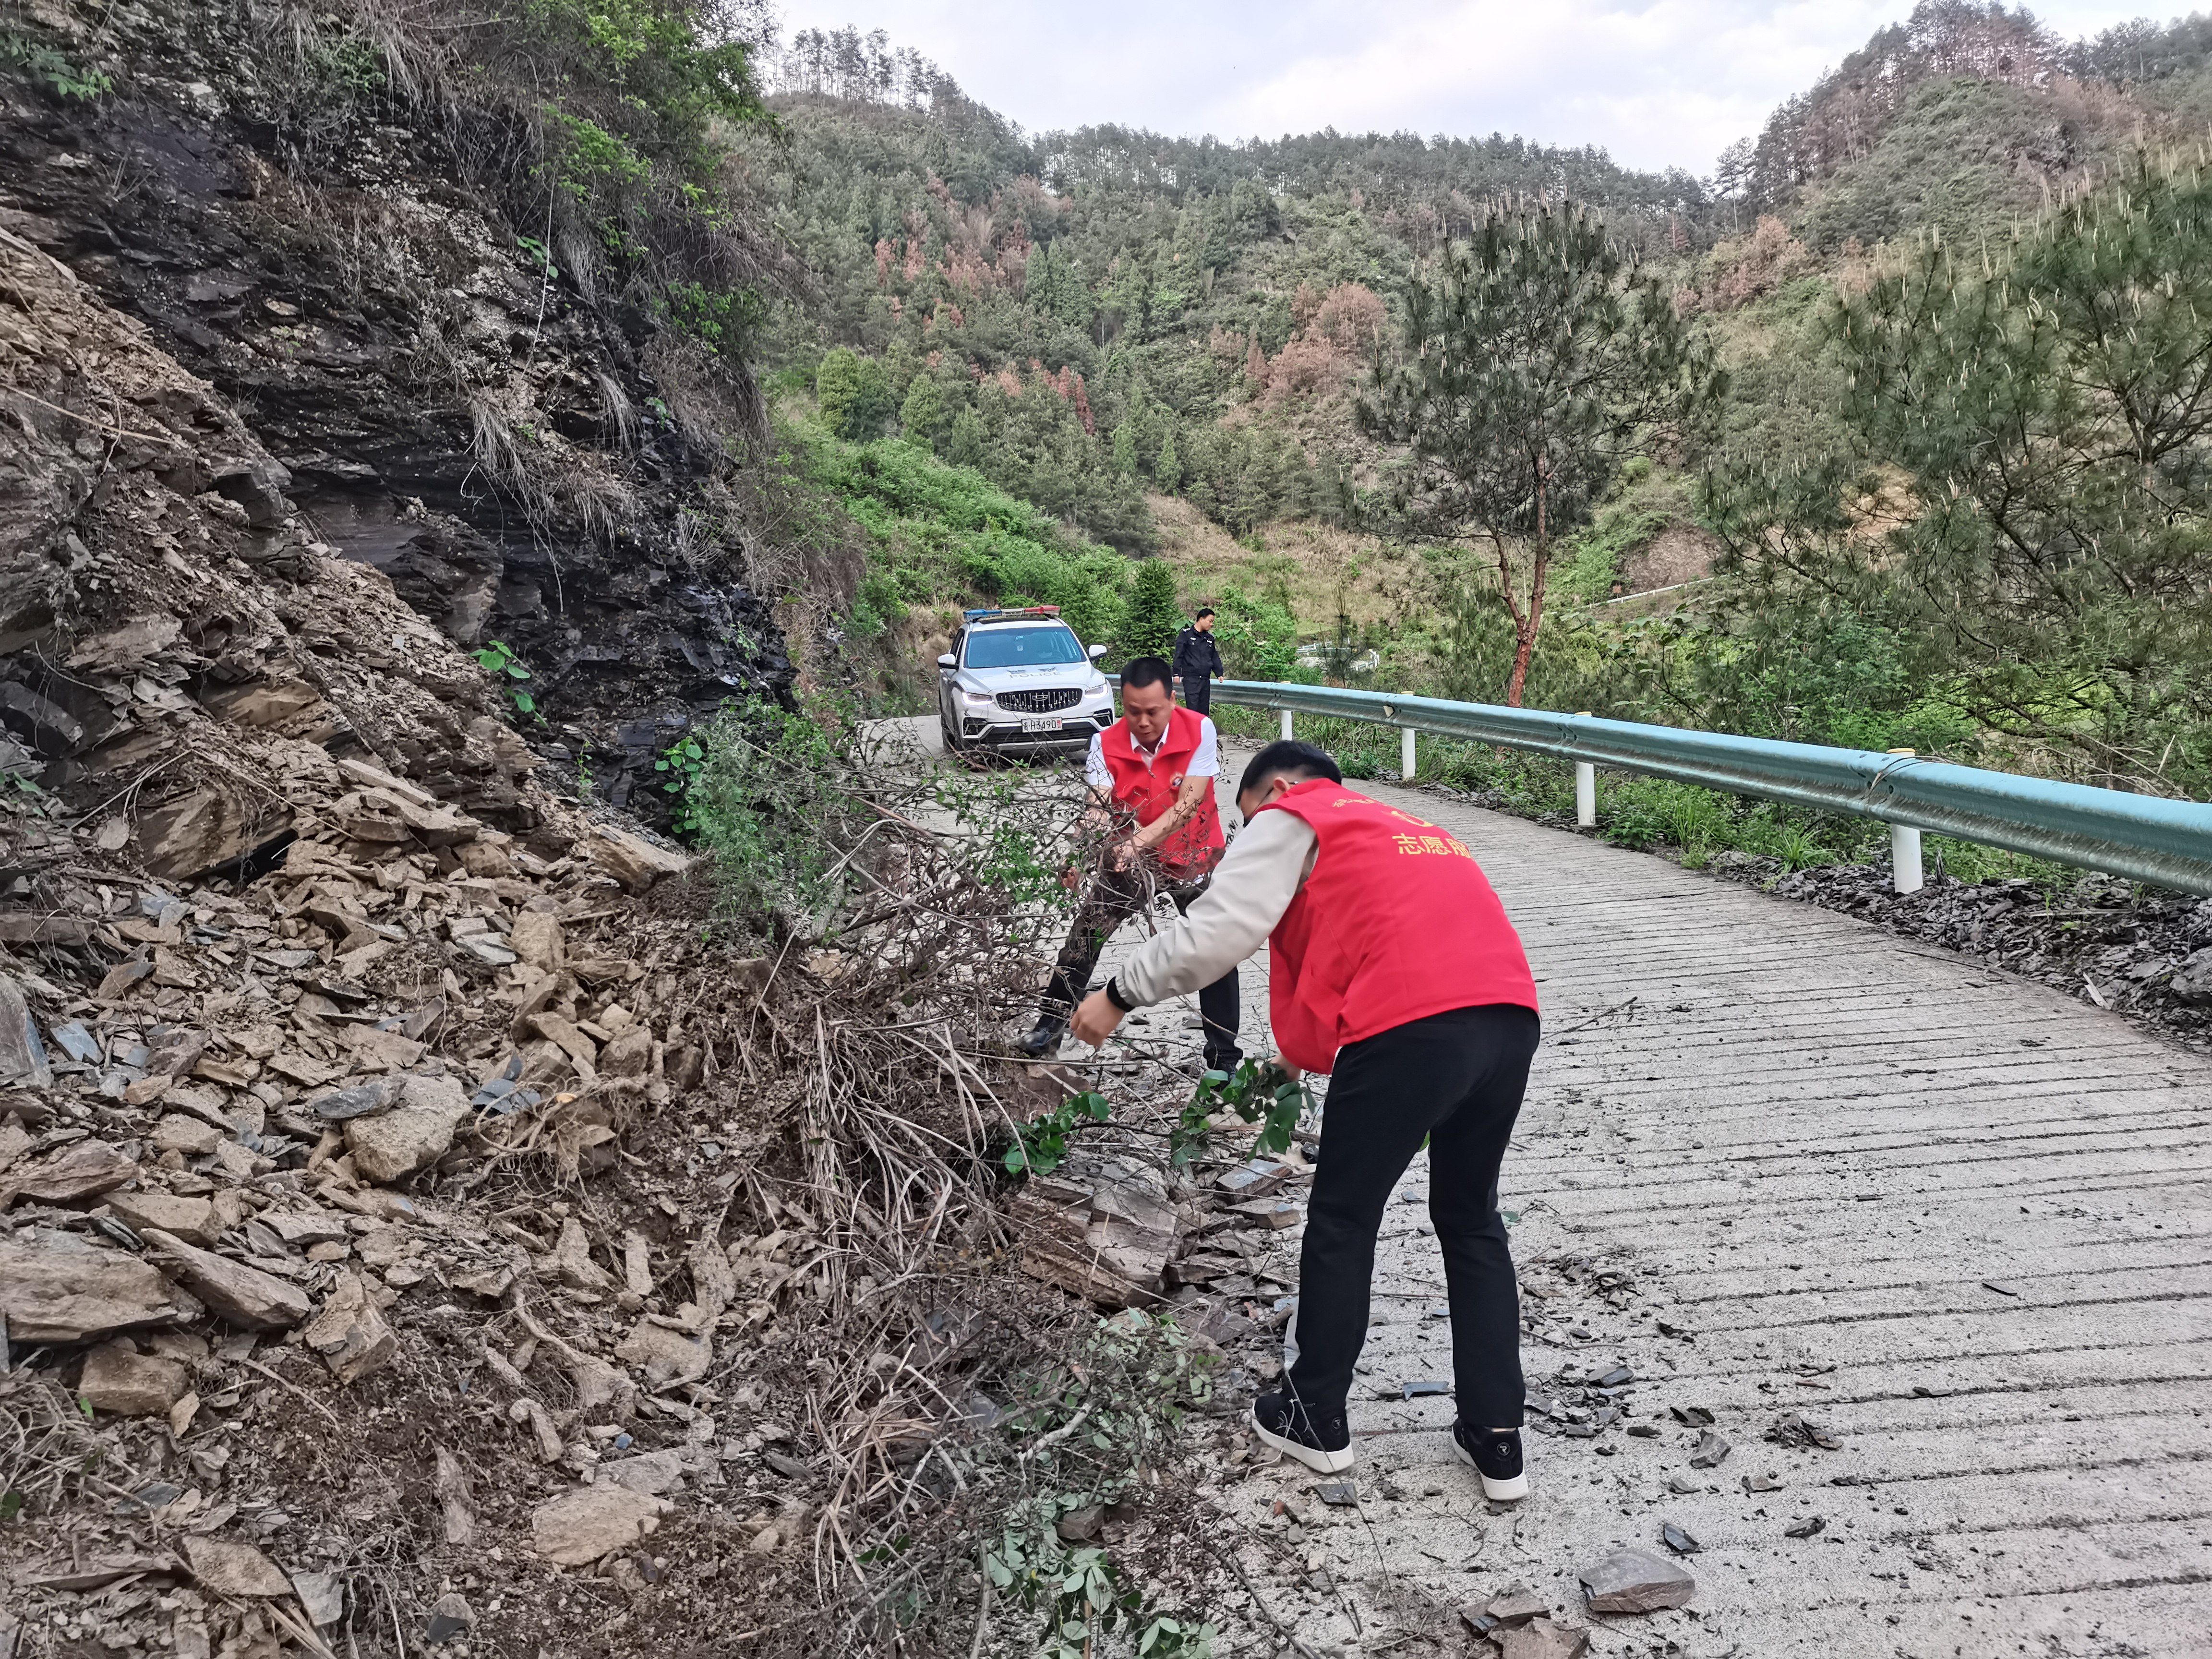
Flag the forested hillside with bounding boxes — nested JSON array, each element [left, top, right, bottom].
[[749, 6, 2212, 820]]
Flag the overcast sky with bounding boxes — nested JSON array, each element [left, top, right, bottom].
[[772, 0, 2160, 175]]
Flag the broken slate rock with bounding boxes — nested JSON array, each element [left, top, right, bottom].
[[1669, 1405, 1715, 1426], [181, 1536, 292, 1598], [425, 1592, 474, 1643], [1767, 1411, 1841, 1450], [1315, 1479, 1359, 1506], [5, 1138, 139, 1207], [0, 1228, 203, 1343], [0, 974, 52, 1089], [509, 908, 564, 971], [1784, 1515, 1826, 1539], [434, 1447, 477, 1546], [292, 1570, 346, 1628], [309, 1077, 404, 1122], [1742, 1472, 1784, 1493], [78, 1342, 189, 1415], [1660, 1521, 1702, 1555], [614, 1318, 711, 1386], [600, 1450, 689, 1496], [141, 1228, 315, 1330], [529, 1485, 668, 1565], [104, 1191, 218, 1247], [760, 1448, 809, 1480], [301, 1269, 398, 1383], [1494, 1618, 1591, 1659], [583, 825, 691, 893], [1687, 1429, 1731, 1468], [1056, 1503, 1105, 1544], [1578, 1547, 1696, 1615], [344, 1072, 469, 1184], [1484, 1585, 1548, 1629]]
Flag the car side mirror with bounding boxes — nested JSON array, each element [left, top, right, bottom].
[[937, 654, 956, 669], [1087, 644, 1106, 660]]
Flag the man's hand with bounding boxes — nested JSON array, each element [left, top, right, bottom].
[[1071, 989, 1126, 1047], [1059, 862, 1082, 892], [1280, 1064, 1303, 1082], [1108, 837, 1140, 872]]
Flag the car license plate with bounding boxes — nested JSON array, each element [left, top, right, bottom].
[[1021, 716, 1063, 733]]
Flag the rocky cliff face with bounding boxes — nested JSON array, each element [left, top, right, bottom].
[[0, 0, 807, 816]]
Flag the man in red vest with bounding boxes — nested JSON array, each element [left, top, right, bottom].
[[1070, 740, 1541, 1501], [1016, 656, 1242, 1074]]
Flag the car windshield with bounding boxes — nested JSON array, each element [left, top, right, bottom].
[[965, 625, 1086, 669]]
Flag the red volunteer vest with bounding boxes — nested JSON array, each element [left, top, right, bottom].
[[1255, 780, 1538, 1073], [1095, 705, 1226, 879]]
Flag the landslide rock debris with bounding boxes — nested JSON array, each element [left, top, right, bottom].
[[0, 176, 818, 1659], [1577, 1546, 1697, 1614]]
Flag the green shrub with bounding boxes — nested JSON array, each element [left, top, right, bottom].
[[817, 348, 896, 441]]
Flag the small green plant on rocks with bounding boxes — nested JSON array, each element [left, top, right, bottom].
[[1003, 1090, 1112, 1177], [471, 639, 539, 719], [653, 734, 707, 835]]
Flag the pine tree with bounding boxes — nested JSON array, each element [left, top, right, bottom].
[[817, 347, 895, 441], [1111, 421, 1137, 473], [1361, 203, 1719, 706], [946, 406, 986, 469], [1156, 428, 1181, 493], [1118, 558, 1182, 662], [899, 374, 945, 449]]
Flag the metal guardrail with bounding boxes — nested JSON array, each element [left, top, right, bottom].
[[1121, 676, 2212, 896]]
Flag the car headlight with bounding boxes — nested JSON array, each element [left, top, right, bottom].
[[960, 687, 995, 707]]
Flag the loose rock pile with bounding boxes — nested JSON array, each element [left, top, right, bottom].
[[0, 221, 901, 1657]]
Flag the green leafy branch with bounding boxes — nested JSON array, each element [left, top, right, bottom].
[[1004, 1090, 1112, 1177], [1176, 1059, 1309, 1169]]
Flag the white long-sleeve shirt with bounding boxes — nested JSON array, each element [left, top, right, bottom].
[[1109, 809, 1319, 1005]]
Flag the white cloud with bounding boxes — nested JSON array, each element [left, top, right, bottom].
[[775, 0, 2165, 174]]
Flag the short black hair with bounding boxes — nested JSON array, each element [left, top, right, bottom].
[[1238, 740, 1341, 803], [1193, 606, 1215, 620], [1121, 655, 1174, 692]]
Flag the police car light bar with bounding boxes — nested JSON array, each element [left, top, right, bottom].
[[962, 606, 1061, 622]]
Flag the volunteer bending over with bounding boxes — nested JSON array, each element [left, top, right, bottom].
[[1070, 740, 1542, 1501]]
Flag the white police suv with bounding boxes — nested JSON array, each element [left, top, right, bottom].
[[936, 607, 1114, 759]]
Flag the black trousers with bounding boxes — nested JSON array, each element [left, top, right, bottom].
[[1040, 865, 1242, 1069], [1180, 675, 1212, 715], [1287, 1003, 1540, 1428]]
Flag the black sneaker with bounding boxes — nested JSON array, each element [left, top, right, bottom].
[[1250, 1387, 1353, 1474], [1452, 1421, 1528, 1501], [1014, 1015, 1067, 1059]]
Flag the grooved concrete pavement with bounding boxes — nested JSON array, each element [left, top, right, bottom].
[[1158, 747, 2211, 1658], [919, 721, 2212, 1654]]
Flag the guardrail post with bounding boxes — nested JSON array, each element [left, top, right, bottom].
[[1400, 727, 1416, 781], [1886, 749, 1924, 894], [1574, 713, 1596, 828], [1891, 826, 1924, 893], [1279, 708, 1294, 742]]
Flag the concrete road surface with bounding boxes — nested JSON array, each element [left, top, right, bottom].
[[912, 716, 2212, 1656]]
